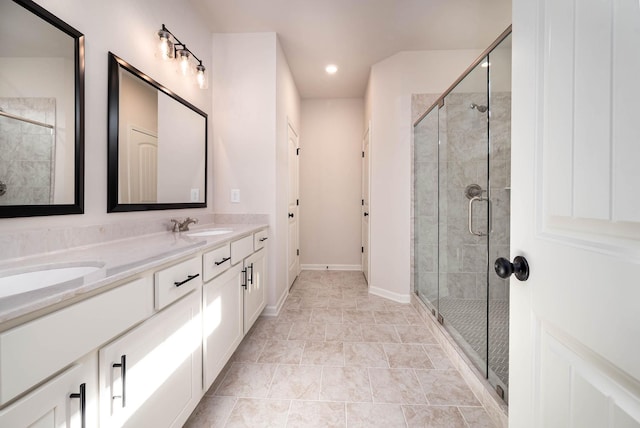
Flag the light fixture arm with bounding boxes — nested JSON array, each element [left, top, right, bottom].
[[159, 24, 203, 65]]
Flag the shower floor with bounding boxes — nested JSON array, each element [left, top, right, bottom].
[[438, 297, 509, 387]]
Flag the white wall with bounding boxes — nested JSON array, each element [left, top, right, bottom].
[[0, 0, 213, 233], [299, 98, 364, 269], [212, 32, 300, 313], [365, 49, 483, 302]]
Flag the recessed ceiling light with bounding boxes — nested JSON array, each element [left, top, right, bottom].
[[325, 64, 338, 74]]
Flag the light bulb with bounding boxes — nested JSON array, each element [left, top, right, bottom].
[[178, 49, 192, 76], [196, 64, 208, 89], [157, 29, 173, 60]]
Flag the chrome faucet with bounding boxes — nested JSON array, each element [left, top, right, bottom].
[[170, 217, 198, 232]]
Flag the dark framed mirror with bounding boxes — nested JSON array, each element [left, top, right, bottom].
[[0, 0, 84, 218], [107, 53, 207, 212]]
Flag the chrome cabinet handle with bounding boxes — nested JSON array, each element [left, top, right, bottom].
[[112, 355, 126, 407], [259, 237, 268, 242], [70, 383, 86, 428], [247, 263, 254, 285], [468, 196, 490, 237]]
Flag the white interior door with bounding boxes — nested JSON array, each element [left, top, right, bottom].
[[128, 127, 158, 203], [511, 0, 640, 426], [287, 123, 300, 288], [362, 127, 370, 283]]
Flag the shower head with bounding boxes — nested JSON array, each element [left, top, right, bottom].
[[470, 103, 488, 113]]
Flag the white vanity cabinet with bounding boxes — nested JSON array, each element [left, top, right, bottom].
[[99, 290, 202, 428], [0, 353, 98, 428], [243, 248, 266, 335], [202, 263, 244, 390]]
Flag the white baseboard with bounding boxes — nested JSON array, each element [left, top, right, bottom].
[[368, 285, 411, 304], [300, 264, 362, 271], [262, 287, 288, 317]]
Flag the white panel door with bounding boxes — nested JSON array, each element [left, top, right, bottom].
[[128, 127, 158, 203], [287, 123, 300, 287], [362, 126, 370, 283], [511, 0, 640, 426]]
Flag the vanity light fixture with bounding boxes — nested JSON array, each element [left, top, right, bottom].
[[155, 24, 208, 89]]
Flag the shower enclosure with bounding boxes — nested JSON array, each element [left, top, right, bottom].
[[413, 30, 511, 402]]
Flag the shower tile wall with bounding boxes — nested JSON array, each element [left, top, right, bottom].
[[0, 98, 56, 205]]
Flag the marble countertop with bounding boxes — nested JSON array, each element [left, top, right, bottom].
[[0, 223, 267, 327]]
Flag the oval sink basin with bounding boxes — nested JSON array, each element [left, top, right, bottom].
[[0, 263, 104, 298], [187, 228, 233, 237]]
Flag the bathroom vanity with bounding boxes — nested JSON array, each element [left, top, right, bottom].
[[0, 224, 268, 427]]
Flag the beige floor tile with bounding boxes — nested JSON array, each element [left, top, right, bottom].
[[361, 324, 401, 343], [225, 398, 290, 428], [368, 368, 427, 404], [310, 308, 343, 323], [250, 319, 293, 340], [301, 341, 345, 366], [316, 287, 343, 298], [395, 324, 438, 344], [355, 297, 388, 311], [404, 311, 425, 325], [268, 365, 322, 400], [288, 323, 326, 341], [215, 363, 278, 398], [415, 369, 481, 406], [384, 343, 434, 369], [423, 344, 456, 369], [344, 342, 388, 368], [342, 309, 375, 324], [258, 340, 305, 364], [286, 401, 346, 428], [277, 308, 312, 323], [328, 297, 357, 309], [184, 395, 236, 427], [231, 338, 266, 363], [300, 296, 330, 309], [325, 324, 363, 342], [320, 366, 372, 402], [346, 403, 407, 427], [459, 406, 498, 428], [373, 310, 410, 325], [402, 405, 468, 428]]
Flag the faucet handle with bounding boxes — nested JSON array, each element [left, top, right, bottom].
[[170, 218, 180, 232]]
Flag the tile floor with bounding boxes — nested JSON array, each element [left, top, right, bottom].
[[185, 270, 497, 427]]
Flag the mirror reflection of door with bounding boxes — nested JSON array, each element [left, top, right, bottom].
[[128, 127, 158, 203]]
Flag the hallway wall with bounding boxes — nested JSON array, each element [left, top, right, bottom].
[[299, 98, 364, 269]]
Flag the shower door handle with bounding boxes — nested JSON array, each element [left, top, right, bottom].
[[468, 196, 489, 237]]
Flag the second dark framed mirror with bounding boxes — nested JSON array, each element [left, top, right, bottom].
[[107, 52, 207, 212]]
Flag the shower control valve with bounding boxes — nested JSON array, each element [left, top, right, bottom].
[[494, 256, 530, 281]]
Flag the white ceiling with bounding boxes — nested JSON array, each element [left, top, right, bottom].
[[190, 0, 512, 99]]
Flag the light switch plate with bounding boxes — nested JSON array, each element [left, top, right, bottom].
[[231, 189, 240, 203]]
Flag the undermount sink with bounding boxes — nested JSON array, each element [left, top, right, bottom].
[[187, 228, 233, 237], [0, 263, 105, 298]]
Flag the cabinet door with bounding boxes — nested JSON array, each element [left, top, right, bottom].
[[0, 353, 97, 428], [99, 291, 202, 428], [244, 248, 266, 334], [203, 263, 243, 390]]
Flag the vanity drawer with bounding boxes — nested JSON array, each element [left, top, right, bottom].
[[0, 277, 153, 405], [230, 235, 253, 265], [203, 243, 231, 282], [254, 229, 268, 251], [154, 256, 202, 310]]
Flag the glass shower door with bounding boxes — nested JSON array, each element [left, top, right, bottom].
[[438, 59, 490, 378]]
